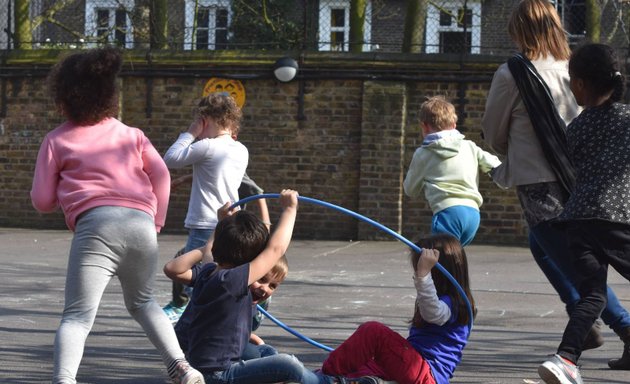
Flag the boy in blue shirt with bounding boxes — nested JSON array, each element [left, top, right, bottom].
[[163, 189, 381, 384]]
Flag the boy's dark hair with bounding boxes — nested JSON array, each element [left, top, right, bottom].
[[48, 46, 122, 125], [569, 43, 625, 104], [410, 233, 477, 327], [212, 210, 269, 267]]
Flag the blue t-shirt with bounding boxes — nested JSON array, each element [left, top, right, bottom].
[[406, 295, 470, 384], [175, 262, 253, 374]]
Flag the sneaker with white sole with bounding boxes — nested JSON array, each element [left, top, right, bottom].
[[538, 354, 583, 384], [169, 360, 205, 384], [338, 376, 384, 384], [163, 302, 187, 326]]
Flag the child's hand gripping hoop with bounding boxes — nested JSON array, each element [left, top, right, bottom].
[[230, 194, 474, 352]]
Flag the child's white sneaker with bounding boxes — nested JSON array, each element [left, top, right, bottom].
[[538, 354, 582, 384], [170, 360, 205, 384]]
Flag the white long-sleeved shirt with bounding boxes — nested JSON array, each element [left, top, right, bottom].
[[164, 132, 248, 229], [414, 273, 451, 325]]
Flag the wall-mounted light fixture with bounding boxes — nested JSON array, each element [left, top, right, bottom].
[[273, 57, 299, 82]]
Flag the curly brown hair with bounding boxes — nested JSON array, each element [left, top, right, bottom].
[[197, 93, 243, 136], [47, 47, 122, 125]]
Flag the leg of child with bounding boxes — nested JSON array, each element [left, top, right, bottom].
[[215, 353, 332, 384], [115, 209, 192, 371], [558, 221, 630, 363], [52, 208, 119, 383], [557, 221, 612, 363], [534, 220, 630, 337], [321, 321, 435, 384]]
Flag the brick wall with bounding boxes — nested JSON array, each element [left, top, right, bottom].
[[0, 51, 528, 245]]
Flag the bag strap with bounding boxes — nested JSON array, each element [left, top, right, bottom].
[[507, 53, 575, 195]]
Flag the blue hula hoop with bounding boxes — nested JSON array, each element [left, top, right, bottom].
[[230, 193, 474, 352]]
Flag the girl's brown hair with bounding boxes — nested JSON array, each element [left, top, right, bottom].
[[48, 47, 122, 125], [197, 93, 243, 136], [410, 233, 476, 327], [508, 0, 570, 61]]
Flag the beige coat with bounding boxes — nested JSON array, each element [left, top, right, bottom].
[[481, 57, 580, 188]]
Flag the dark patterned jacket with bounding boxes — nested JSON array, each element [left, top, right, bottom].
[[560, 103, 630, 224]]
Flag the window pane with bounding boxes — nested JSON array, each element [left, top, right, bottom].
[[440, 31, 471, 53], [566, 1, 585, 35], [439, 10, 451, 26], [197, 8, 210, 28], [216, 8, 228, 28], [331, 31, 345, 51], [97, 9, 109, 38], [331, 8, 345, 28], [215, 9, 228, 49], [196, 8, 209, 49], [115, 9, 126, 46], [457, 8, 473, 28]]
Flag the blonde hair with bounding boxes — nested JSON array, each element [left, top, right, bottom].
[[270, 254, 289, 282], [197, 93, 243, 136], [508, 0, 570, 61], [419, 96, 457, 131]]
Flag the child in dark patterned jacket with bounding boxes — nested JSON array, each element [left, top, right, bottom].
[[538, 43, 630, 384]]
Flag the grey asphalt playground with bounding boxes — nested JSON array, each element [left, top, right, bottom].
[[1, 228, 628, 383]]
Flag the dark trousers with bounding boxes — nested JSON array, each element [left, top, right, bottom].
[[558, 219, 630, 363]]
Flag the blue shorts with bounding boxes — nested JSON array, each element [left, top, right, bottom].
[[432, 205, 480, 246]]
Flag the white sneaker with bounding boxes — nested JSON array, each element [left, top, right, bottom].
[[538, 354, 583, 384], [170, 360, 205, 384]]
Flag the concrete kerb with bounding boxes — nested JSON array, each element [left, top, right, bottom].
[[0, 228, 628, 383]]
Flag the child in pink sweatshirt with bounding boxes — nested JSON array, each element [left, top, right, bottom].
[[30, 47, 203, 384]]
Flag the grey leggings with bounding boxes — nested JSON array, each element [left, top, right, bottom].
[[53, 206, 185, 383]]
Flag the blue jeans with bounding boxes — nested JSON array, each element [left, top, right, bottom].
[[185, 227, 215, 252], [241, 343, 278, 360], [432, 205, 480, 246], [530, 220, 630, 334], [205, 353, 334, 384]]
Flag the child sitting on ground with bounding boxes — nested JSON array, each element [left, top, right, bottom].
[[244, 255, 288, 360], [163, 171, 271, 325], [167, 250, 288, 361], [320, 233, 476, 384], [163, 189, 381, 384], [403, 96, 501, 246]]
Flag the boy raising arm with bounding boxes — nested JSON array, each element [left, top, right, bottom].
[[164, 190, 376, 383]]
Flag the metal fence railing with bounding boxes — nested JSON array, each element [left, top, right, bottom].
[[1, 1, 628, 56]]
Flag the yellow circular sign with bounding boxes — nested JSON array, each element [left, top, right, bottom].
[[202, 78, 246, 108]]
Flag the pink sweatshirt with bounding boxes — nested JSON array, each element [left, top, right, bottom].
[[31, 117, 170, 232]]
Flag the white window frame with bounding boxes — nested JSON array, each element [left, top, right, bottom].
[[318, 0, 372, 52], [184, 0, 232, 50], [425, 1, 481, 54], [85, 0, 134, 49]]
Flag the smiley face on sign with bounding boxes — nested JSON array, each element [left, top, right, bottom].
[[202, 78, 246, 108]]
